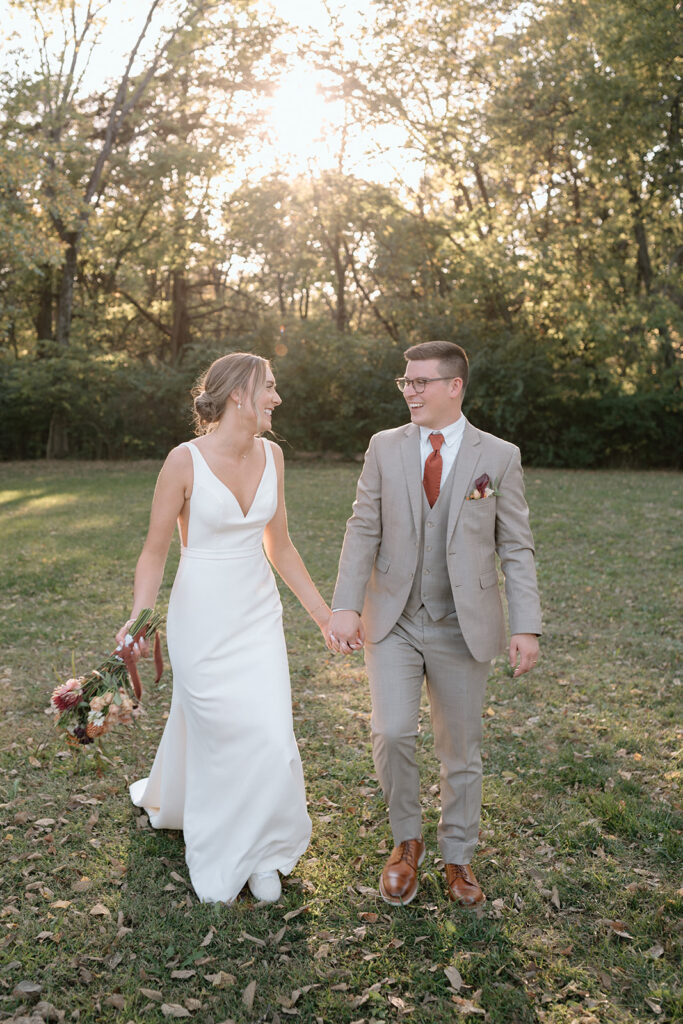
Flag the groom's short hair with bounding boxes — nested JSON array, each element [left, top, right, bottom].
[[403, 340, 469, 393]]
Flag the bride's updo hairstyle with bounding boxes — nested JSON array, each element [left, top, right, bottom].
[[192, 352, 269, 434]]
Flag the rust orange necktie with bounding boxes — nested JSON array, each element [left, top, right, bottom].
[[423, 432, 444, 507]]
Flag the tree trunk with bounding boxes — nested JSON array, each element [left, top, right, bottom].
[[34, 265, 54, 341], [47, 239, 78, 456], [333, 242, 348, 332], [55, 236, 78, 346], [170, 269, 191, 362], [46, 411, 69, 459]]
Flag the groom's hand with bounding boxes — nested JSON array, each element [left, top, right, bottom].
[[327, 610, 364, 654], [509, 633, 539, 677]]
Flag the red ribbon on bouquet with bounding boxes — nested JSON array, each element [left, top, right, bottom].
[[118, 623, 163, 701]]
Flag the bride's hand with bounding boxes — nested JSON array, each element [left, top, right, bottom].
[[115, 619, 149, 660]]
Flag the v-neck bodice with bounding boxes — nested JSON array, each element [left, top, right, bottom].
[[180, 439, 278, 557]]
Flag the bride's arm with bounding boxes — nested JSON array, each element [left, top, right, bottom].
[[115, 446, 191, 645], [262, 443, 331, 634]]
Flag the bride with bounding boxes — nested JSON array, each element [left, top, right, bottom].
[[117, 352, 334, 903]]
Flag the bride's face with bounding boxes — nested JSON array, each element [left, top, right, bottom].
[[253, 370, 281, 432]]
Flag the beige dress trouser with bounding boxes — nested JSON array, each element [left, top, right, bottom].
[[365, 608, 491, 866]]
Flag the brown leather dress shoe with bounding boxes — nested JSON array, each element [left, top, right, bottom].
[[445, 863, 486, 906], [379, 837, 426, 906]]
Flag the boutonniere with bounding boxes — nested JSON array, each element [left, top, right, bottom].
[[466, 473, 499, 500]]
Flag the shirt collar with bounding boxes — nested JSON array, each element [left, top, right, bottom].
[[420, 414, 466, 448]]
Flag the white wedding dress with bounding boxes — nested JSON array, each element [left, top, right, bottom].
[[130, 439, 312, 902]]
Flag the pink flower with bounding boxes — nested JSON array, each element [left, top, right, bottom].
[[51, 677, 85, 712]]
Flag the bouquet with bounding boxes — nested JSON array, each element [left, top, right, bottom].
[[50, 608, 164, 745]]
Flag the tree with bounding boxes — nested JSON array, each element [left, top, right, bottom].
[[1, 0, 282, 451], [350, 0, 683, 387]]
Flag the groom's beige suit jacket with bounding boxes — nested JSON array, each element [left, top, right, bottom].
[[333, 419, 542, 662]]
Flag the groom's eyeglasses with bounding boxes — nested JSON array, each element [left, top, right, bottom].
[[395, 376, 456, 394]]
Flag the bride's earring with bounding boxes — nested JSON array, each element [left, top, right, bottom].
[[238, 402, 242, 409]]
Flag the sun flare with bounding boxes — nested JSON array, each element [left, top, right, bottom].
[[263, 66, 345, 172]]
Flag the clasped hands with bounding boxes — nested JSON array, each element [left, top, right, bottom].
[[325, 610, 364, 655]]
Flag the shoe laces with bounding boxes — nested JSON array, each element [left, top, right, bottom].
[[398, 839, 422, 867]]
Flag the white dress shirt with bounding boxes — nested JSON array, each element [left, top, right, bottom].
[[420, 414, 467, 485]]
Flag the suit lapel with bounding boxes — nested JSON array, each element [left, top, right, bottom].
[[399, 424, 422, 536], [447, 421, 482, 542]]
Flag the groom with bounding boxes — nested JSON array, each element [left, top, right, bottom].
[[327, 341, 541, 907]]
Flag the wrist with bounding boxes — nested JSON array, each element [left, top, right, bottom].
[[310, 602, 330, 624]]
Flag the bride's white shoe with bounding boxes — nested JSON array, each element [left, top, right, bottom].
[[247, 870, 281, 902]]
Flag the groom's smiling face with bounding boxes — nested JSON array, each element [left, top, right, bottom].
[[403, 359, 463, 430]]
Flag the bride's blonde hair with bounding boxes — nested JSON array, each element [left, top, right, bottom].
[[192, 352, 269, 434]]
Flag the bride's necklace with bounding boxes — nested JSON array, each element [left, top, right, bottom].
[[221, 437, 255, 461]]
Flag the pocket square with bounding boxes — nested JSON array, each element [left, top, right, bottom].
[[466, 473, 498, 500]]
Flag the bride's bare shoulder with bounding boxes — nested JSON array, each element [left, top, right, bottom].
[[160, 443, 193, 479]]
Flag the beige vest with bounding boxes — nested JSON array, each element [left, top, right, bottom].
[[403, 465, 457, 621]]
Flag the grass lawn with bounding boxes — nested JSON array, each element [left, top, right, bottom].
[[0, 460, 681, 1024]]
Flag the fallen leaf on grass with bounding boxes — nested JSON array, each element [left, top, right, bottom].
[[50, 900, 71, 909], [453, 995, 485, 1015], [184, 998, 202, 1011], [171, 970, 196, 979], [388, 995, 408, 1011], [104, 994, 125, 1009], [550, 886, 561, 910], [314, 943, 330, 959], [139, 988, 162, 1002], [199, 928, 215, 947], [72, 877, 92, 892], [33, 818, 56, 827], [645, 997, 662, 1014], [242, 980, 256, 1010], [608, 920, 633, 939], [13, 980, 42, 999], [277, 989, 302, 1009], [358, 912, 378, 923], [444, 966, 463, 992], [204, 972, 235, 989], [644, 943, 664, 959], [283, 905, 309, 921], [161, 1002, 191, 1018], [89, 902, 110, 917], [36, 931, 55, 942]]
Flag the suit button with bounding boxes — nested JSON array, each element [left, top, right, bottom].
[[424, 569, 431, 575], [427, 521, 434, 528], [426, 546, 432, 552]]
